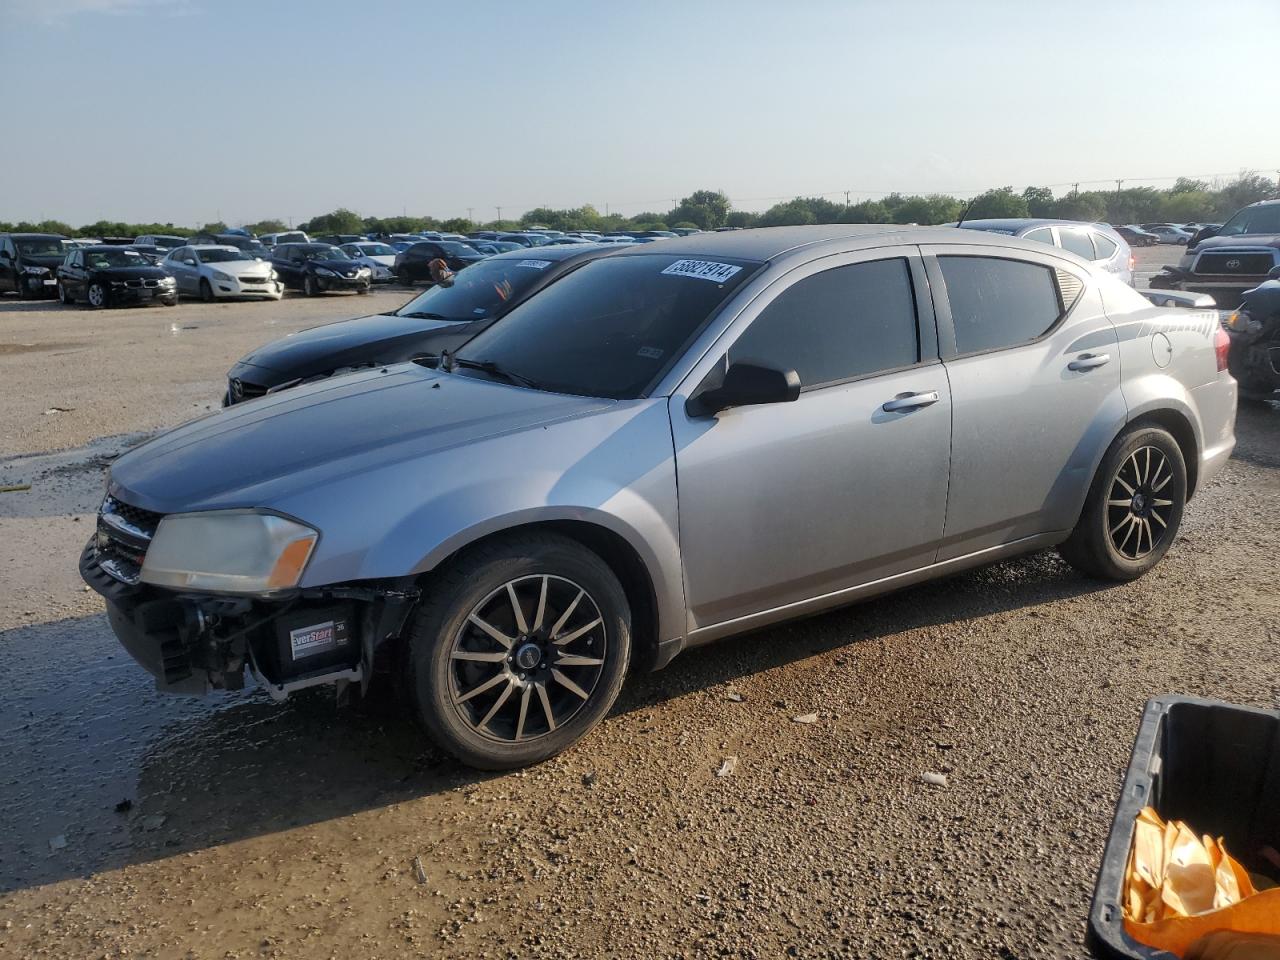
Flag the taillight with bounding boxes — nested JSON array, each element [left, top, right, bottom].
[[1215, 326, 1231, 372], [1129, 254, 1136, 272]]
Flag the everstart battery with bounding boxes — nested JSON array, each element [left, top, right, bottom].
[[260, 604, 358, 682]]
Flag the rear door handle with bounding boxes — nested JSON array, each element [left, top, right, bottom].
[[1068, 352, 1111, 371], [882, 390, 940, 412]]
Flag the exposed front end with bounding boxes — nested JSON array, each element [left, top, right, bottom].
[[80, 493, 416, 698]]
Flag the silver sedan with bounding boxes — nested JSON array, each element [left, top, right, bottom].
[[163, 244, 283, 301], [83, 226, 1237, 769]]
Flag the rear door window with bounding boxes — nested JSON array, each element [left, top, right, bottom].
[[1057, 228, 1096, 260], [1023, 227, 1054, 246], [939, 256, 1063, 355], [730, 257, 920, 388]]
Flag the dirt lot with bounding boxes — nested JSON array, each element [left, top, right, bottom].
[[1, 252, 1277, 959]]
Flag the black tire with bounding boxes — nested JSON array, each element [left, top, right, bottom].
[[1058, 425, 1187, 581], [303, 274, 319, 297], [86, 282, 107, 309], [199, 278, 215, 303], [356, 283, 370, 295], [13, 277, 28, 300], [406, 532, 631, 769], [58, 281, 72, 305], [161, 296, 178, 307]]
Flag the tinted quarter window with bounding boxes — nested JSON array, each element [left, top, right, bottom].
[[939, 256, 1062, 355], [730, 258, 919, 387], [1023, 227, 1053, 245], [1092, 233, 1118, 260], [1058, 228, 1095, 260]]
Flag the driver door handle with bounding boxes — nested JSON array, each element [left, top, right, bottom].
[[1067, 352, 1111, 371], [882, 390, 940, 412]]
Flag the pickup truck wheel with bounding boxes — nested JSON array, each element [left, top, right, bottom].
[[407, 532, 631, 770], [1059, 426, 1186, 581]]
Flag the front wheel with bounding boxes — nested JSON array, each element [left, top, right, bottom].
[[303, 274, 319, 297], [58, 281, 72, 305], [356, 283, 370, 295], [199, 278, 215, 303], [1058, 426, 1187, 581], [86, 282, 107, 309], [406, 533, 631, 769]]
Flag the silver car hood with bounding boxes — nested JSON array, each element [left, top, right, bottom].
[[109, 363, 614, 513]]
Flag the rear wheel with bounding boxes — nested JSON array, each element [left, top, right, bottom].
[[199, 278, 215, 303], [1059, 426, 1187, 581], [407, 533, 631, 769], [86, 282, 107, 309]]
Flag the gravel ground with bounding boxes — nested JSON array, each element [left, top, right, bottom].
[[1, 254, 1277, 959]]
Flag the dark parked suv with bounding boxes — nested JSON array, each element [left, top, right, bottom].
[[0, 233, 68, 299], [394, 240, 485, 284], [1152, 199, 1280, 308]]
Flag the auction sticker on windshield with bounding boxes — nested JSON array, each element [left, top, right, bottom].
[[660, 259, 742, 283], [516, 260, 553, 270]]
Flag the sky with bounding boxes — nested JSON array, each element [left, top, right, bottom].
[[3, 0, 1279, 227]]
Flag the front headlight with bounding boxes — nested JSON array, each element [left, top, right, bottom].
[[315, 267, 336, 277], [22, 265, 49, 275], [159, 275, 176, 285], [269, 269, 279, 280], [140, 511, 318, 594], [357, 267, 371, 277], [212, 270, 233, 282]]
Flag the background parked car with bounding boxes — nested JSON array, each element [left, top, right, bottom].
[[1112, 225, 1158, 247], [1141, 224, 1193, 245], [259, 231, 311, 248], [339, 241, 398, 282], [1151, 200, 1280, 307], [191, 232, 272, 258], [57, 245, 178, 308], [497, 233, 552, 248], [314, 234, 366, 247], [394, 240, 485, 283], [0, 232, 68, 299], [270, 242, 371, 296], [164, 244, 284, 301], [223, 244, 615, 404], [133, 234, 186, 254], [956, 218, 1134, 285]]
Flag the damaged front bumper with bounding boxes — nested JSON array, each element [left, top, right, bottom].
[[80, 537, 418, 698]]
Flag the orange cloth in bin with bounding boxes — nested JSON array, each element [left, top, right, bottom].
[[1124, 807, 1280, 957]]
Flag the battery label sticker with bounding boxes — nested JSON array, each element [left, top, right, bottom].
[[290, 620, 348, 659], [660, 259, 742, 283], [516, 259, 553, 269]]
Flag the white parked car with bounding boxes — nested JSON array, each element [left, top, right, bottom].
[[1142, 224, 1193, 245], [340, 241, 398, 283], [163, 244, 283, 301], [259, 231, 311, 248]]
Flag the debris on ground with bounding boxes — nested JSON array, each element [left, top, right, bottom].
[[48, 835, 67, 851], [0, 484, 32, 493], [412, 856, 428, 884], [792, 713, 819, 724], [42, 407, 73, 415], [114, 799, 133, 813], [581, 770, 597, 788], [141, 814, 167, 831], [716, 757, 738, 778], [725, 690, 744, 702], [921, 772, 949, 788]]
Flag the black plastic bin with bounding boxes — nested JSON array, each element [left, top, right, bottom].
[[1089, 695, 1280, 959]]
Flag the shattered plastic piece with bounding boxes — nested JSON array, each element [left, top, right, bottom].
[[716, 756, 738, 778], [792, 713, 819, 724], [0, 484, 32, 494], [141, 814, 167, 831], [412, 856, 427, 884], [920, 772, 949, 788], [725, 690, 744, 702], [48, 834, 66, 851]]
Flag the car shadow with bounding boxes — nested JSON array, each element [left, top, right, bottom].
[[0, 548, 1108, 896]]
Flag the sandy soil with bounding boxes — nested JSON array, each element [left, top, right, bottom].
[[1, 253, 1277, 959]]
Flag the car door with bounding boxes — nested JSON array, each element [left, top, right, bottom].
[[923, 244, 1125, 560], [272, 245, 298, 286], [166, 247, 192, 293], [62, 250, 83, 298], [669, 250, 952, 634], [0, 237, 15, 292]]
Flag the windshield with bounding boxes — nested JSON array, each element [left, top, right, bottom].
[[86, 248, 150, 269], [15, 237, 65, 257], [1218, 204, 1280, 237], [437, 241, 477, 257], [457, 254, 758, 399], [396, 256, 559, 322], [198, 248, 253, 263], [357, 243, 395, 256], [303, 246, 348, 261]]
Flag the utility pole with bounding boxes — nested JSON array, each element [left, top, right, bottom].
[[605, 202, 610, 217], [1071, 183, 1079, 195], [467, 207, 473, 222], [845, 190, 850, 206], [496, 206, 502, 223], [1115, 179, 1123, 194]]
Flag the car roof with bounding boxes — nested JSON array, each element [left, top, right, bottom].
[[188, 244, 243, 252], [484, 243, 613, 263], [607, 224, 1065, 262], [83, 244, 147, 252], [958, 217, 1112, 232], [6, 232, 67, 240]]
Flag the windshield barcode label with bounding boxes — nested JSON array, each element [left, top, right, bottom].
[[516, 259, 552, 269], [660, 259, 742, 283]]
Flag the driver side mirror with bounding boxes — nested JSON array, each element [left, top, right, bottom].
[[1268, 265, 1280, 281], [183, 259, 196, 266], [687, 360, 801, 418]]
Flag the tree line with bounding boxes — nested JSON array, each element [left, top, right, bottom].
[[4, 174, 1276, 240]]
